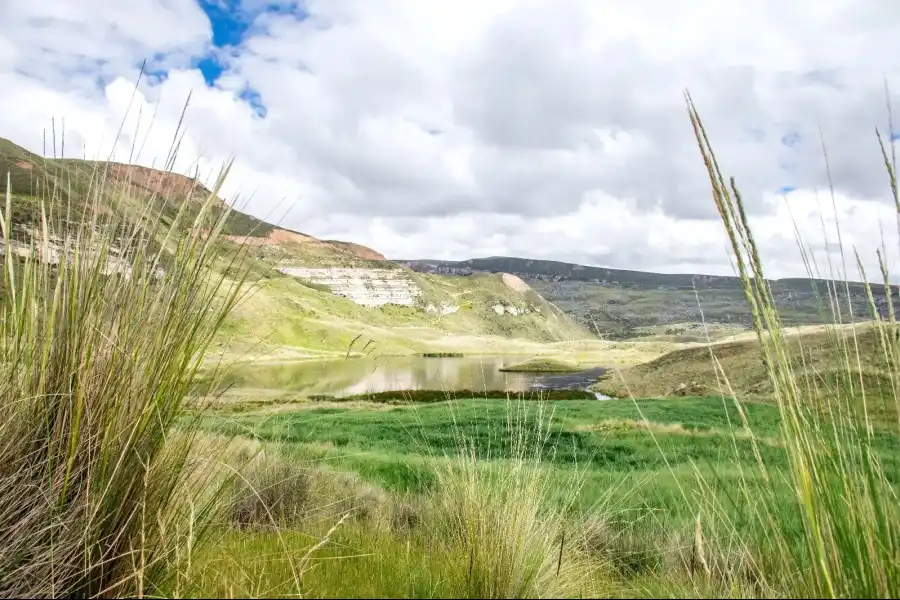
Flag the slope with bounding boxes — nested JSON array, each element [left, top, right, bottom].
[[404, 256, 897, 339], [217, 269, 592, 361], [1, 137, 592, 358], [593, 324, 897, 421]]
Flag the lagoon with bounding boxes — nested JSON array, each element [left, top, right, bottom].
[[216, 355, 610, 399]]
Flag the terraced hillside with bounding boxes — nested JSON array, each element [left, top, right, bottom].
[[404, 256, 898, 339]]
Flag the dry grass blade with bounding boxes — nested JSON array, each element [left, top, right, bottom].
[[685, 91, 900, 599]]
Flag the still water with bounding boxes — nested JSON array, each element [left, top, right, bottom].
[[218, 355, 609, 398]]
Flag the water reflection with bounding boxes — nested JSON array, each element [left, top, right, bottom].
[[218, 355, 609, 398]]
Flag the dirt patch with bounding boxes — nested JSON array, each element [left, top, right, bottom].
[[216, 228, 386, 260], [14, 161, 33, 170], [219, 228, 316, 246], [268, 228, 317, 244], [334, 241, 386, 261], [575, 418, 763, 441], [106, 163, 215, 203], [573, 419, 696, 435]]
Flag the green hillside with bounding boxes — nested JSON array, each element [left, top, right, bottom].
[[1, 138, 591, 359], [0, 136, 280, 238], [217, 269, 591, 361]]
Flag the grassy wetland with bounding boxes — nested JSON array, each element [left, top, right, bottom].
[[1, 94, 900, 599]]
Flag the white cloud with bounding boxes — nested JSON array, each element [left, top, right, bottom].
[[2, 0, 900, 280]]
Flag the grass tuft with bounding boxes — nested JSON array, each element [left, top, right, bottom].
[[499, 357, 583, 373], [425, 399, 602, 598], [0, 121, 249, 596]]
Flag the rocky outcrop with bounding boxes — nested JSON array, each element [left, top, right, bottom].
[[425, 302, 459, 315], [280, 267, 421, 307], [492, 303, 534, 316], [0, 226, 160, 279]]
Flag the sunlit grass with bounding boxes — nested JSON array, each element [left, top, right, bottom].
[[0, 112, 252, 595], [682, 93, 900, 597]]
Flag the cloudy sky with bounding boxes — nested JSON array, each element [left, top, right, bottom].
[[3, 0, 900, 279]]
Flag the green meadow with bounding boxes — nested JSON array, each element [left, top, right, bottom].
[[180, 393, 899, 597]]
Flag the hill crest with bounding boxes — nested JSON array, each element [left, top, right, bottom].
[[0, 137, 384, 263]]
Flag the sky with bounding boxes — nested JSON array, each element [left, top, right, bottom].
[[3, 1, 900, 280]]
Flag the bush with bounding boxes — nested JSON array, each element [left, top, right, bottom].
[[426, 400, 602, 598]]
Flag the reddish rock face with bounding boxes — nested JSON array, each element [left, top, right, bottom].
[[105, 163, 217, 204], [213, 228, 386, 261], [104, 162, 387, 262], [329, 241, 386, 261]]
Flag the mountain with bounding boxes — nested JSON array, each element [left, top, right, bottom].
[[1, 138, 591, 358], [402, 256, 897, 340]]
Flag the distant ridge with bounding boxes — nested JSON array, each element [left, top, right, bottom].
[[401, 256, 899, 338], [401, 256, 894, 292]]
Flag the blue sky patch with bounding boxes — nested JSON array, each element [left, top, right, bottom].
[[198, 0, 251, 48], [194, 55, 224, 85], [892, 132, 900, 142], [194, 0, 250, 85], [188, 0, 309, 115], [187, 0, 314, 116], [778, 185, 796, 194]]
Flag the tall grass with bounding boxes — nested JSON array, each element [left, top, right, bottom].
[[0, 141, 249, 596], [686, 93, 900, 597], [427, 399, 602, 598]]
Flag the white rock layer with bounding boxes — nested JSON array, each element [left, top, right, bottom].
[[280, 267, 422, 307]]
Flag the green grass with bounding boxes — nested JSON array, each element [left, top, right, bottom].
[[196, 396, 899, 524], [182, 527, 468, 598], [499, 357, 582, 372], [187, 392, 894, 596], [679, 95, 900, 597], [214, 268, 591, 360], [594, 325, 899, 417]]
